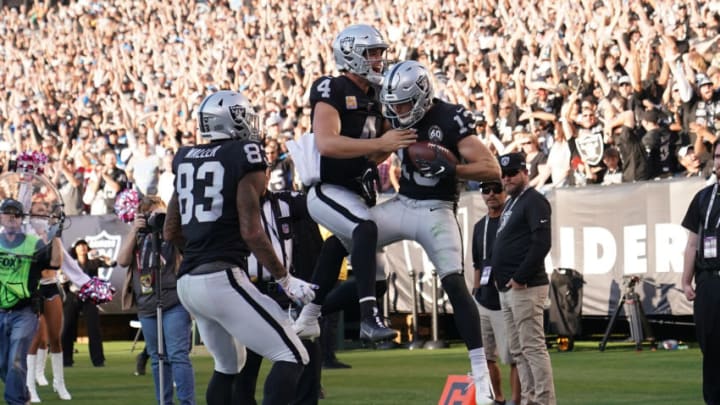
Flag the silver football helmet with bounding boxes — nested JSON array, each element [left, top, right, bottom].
[[380, 60, 434, 129], [332, 24, 388, 85], [197, 90, 260, 142]]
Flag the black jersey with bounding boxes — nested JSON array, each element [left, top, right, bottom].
[[397, 100, 475, 201], [642, 126, 679, 178], [172, 140, 267, 276], [309, 75, 383, 194]]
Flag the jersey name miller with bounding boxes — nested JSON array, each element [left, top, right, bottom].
[[184, 145, 222, 159]]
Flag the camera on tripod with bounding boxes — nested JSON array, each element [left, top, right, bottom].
[[139, 212, 166, 234], [599, 274, 653, 351]]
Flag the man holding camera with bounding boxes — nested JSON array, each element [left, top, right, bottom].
[[118, 196, 195, 405]]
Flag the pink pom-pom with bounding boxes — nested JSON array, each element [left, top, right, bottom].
[[15, 150, 49, 174], [77, 277, 116, 305], [114, 189, 140, 223]]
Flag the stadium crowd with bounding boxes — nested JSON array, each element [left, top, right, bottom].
[[0, 0, 719, 212]]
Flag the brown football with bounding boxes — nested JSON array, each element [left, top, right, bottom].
[[407, 141, 458, 170]]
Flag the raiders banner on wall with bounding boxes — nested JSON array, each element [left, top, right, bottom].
[[64, 177, 704, 316]]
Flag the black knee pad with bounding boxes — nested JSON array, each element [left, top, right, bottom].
[[352, 220, 377, 243], [324, 235, 347, 256]]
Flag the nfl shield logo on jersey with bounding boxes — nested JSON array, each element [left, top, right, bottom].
[[229, 104, 245, 124], [428, 125, 443, 143]]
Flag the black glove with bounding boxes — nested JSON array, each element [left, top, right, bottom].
[[416, 150, 456, 179], [359, 166, 379, 207]]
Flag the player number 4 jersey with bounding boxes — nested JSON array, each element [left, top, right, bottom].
[[309, 75, 383, 193]]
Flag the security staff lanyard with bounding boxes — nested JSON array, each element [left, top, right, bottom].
[[702, 183, 720, 259], [703, 183, 720, 231], [482, 216, 489, 261], [498, 186, 528, 232], [478, 216, 492, 286]]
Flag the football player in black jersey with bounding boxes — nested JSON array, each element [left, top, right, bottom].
[[163, 90, 317, 405], [293, 24, 417, 342], [372, 60, 501, 405]]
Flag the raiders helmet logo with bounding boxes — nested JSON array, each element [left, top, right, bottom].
[[228, 104, 245, 124], [576, 131, 604, 166], [428, 125, 443, 143], [416, 74, 429, 92], [340, 37, 355, 55], [501, 156, 510, 167]]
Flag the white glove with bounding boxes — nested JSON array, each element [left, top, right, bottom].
[[276, 274, 318, 305]]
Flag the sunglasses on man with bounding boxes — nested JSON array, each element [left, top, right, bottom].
[[501, 169, 521, 178], [481, 183, 504, 195]]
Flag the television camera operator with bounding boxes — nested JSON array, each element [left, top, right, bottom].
[[118, 196, 195, 405]]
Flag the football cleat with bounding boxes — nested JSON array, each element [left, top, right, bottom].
[[472, 371, 495, 405], [293, 316, 321, 339], [359, 316, 397, 342]]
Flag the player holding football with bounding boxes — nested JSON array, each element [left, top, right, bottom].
[[292, 24, 417, 342], [164, 90, 317, 405], [371, 60, 501, 405]]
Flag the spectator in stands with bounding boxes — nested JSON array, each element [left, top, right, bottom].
[[600, 147, 623, 185], [641, 109, 680, 179], [265, 138, 295, 192], [677, 145, 713, 178], [82, 148, 128, 215], [125, 137, 160, 197]]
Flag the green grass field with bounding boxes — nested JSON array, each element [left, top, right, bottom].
[[16, 341, 702, 404]]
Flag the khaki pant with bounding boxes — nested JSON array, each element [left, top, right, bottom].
[[500, 286, 556, 405]]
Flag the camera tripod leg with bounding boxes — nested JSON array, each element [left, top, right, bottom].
[[599, 294, 625, 352], [625, 292, 644, 351]]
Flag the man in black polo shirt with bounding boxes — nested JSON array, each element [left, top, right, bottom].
[[491, 153, 556, 405], [681, 140, 720, 404]]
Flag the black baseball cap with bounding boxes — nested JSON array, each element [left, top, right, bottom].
[[0, 199, 23, 215], [498, 153, 527, 174]]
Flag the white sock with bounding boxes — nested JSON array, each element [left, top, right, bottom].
[[469, 347, 488, 377]]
